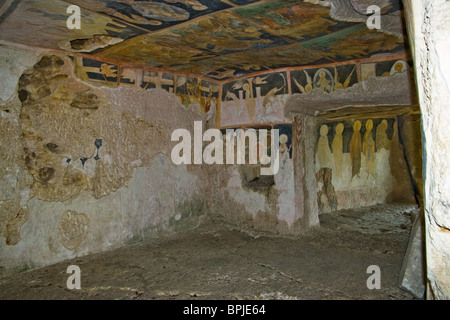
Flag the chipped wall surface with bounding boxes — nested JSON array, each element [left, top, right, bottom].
[[208, 120, 298, 235], [0, 46, 41, 103], [0, 48, 209, 272], [205, 124, 297, 234], [72, 56, 220, 115], [0, 156, 206, 270], [221, 72, 291, 127], [18, 54, 207, 201], [0, 46, 42, 248], [207, 163, 299, 236], [404, 0, 450, 299]]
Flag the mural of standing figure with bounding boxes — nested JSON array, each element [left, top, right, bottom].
[[363, 119, 376, 176], [317, 124, 332, 169], [332, 123, 344, 178], [376, 119, 390, 151], [279, 134, 291, 169], [350, 120, 362, 178], [243, 81, 256, 120]]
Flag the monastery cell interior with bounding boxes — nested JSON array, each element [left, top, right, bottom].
[[0, 0, 449, 300]]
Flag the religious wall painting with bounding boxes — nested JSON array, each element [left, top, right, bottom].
[[274, 124, 292, 169], [375, 59, 410, 77], [291, 64, 357, 94], [220, 71, 289, 127], [192, 12, 290, 55], [172, 76, 218, 113], [316, 123, 337, 213], [145, 11, 289, 57], [350, 120, 362, 178], [219, 123, 291, 171], [376, 119, 391, 152], [119, 67, 139, 86], [97, 10, 291, 77], [141, 71, 175, 93], [339, 119, 395, 154], [75, 57, 217, 113], [317, 124, 333, 169], [363, 119, 376, 177], [316, 118, 396, 180], [200, 80, 220, 114], [359, 59, 411, 82], [1, 0, 409, 83], [332, 123, 344, 178], [315, 117, 398, 212], [74, 57, 118, 86], [201, 44, 326, 81]]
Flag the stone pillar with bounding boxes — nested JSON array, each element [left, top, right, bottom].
[[403, 0, 450, 299], [292, 115, 319, 229]]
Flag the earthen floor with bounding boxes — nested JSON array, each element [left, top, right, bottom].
[[0, 203, 419, 300]]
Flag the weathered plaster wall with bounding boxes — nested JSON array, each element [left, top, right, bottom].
[[215, 70, 300, 234], [0, 48, 209, 273], [207, 162, 300, 236], [293, 115, 320, 229], [0, 46, 42, 248], [72, 56, 220, 116], [403, 0, 450, 299]]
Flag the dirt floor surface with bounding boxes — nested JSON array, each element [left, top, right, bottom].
[[0, 203, 420, 300]]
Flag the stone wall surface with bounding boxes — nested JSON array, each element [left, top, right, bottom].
[[403, 0, 450, 299], [0, 49, 209, 273], [207, 162, 299, 237]]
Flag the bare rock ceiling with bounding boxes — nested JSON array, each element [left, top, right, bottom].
[[0, 0, 408, 81]]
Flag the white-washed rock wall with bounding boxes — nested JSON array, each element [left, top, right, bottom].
[[404, 0, 450, 299], [0, 48, 209, 273]]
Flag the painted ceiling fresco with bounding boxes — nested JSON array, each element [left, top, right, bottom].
[[0, 0, 408, 81]]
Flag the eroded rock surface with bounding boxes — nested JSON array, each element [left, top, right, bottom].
[[18, 54, 202, 201]]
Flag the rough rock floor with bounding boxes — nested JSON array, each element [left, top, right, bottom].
[[0, 203, 420, 300]]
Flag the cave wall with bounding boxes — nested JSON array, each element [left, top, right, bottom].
[[404, 0, 450, 299], [0, 47, 210, 273], [0, 42, 423, 272]]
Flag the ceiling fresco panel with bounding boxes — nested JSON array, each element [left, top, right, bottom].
[[225, 0, 263, 6], [97, 11, 290, 70], [299, 24, 406, 62], [192, 44, 331, 80], [0, 0, 145, 51], [232, 0, 358, 42], [0, 0, 410, 81], [66, 0, 232, 31]]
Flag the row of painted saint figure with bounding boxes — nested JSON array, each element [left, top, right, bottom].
[[318, 119, 391, 179]]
